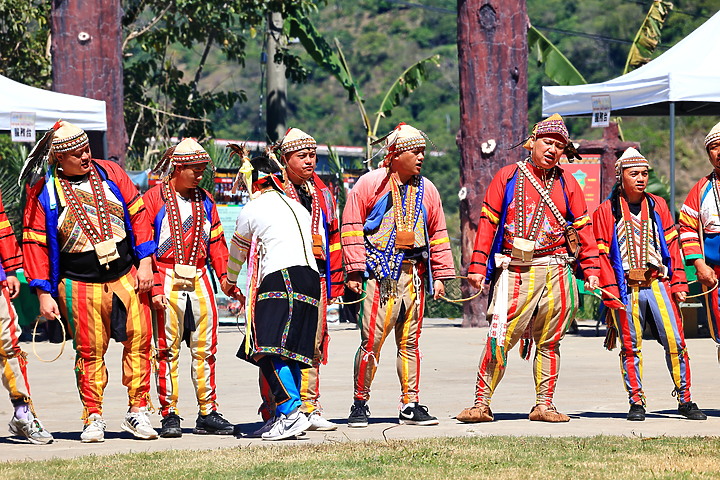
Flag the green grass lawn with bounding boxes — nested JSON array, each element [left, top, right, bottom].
[[3, 436, 720, 479]]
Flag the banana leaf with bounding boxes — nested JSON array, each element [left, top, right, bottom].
[[376, 54, 440, 118], [286, 12, 357, 100], [623, 1, 673, 74], [528, 25, 587, 86]]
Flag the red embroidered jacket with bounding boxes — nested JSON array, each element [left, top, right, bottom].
[[22, 159, 154, 295], [0, 189, 22, 276], [593, 192, 687, 307], [678, 174, 717, 263], [143, 183, 229, 298], [469, 163, 599, 280]]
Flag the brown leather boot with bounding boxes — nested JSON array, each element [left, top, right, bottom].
[[456, 405, 494, 423], [528, 404, 570, 422]]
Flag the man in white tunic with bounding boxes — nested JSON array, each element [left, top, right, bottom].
[[227, 154, 320, 441]]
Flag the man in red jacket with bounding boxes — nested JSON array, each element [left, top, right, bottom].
[[144, 138, 236, 437], [0, 189, 53, 445], [679, 121, 720, 349], [457, 114, 599, 423], [22, 121, 157, 442], [255, 128, 343, 433], [594, 147, 704, 421]]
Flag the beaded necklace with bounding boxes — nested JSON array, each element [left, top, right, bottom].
[[619, 195, 651, 281], [390, 173, 418, 250], [59, 165, 119, 268], [710, 172, 720, 221], [162, 181, 204, 267], [516, 163, 557, 241]]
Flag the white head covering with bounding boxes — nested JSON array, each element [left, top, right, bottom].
[[705, 121, 720, 149], [615, 147, 650, 180], [381, 122, 426, 167], [51, 121, 89, 154], [280, 128, 316, 155], [172, 138, 212, 166]]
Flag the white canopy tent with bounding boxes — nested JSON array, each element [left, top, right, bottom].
[[542, 11, 720, 213], [0, 74, 107, 131]]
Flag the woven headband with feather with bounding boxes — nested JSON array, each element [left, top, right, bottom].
[[371, 126, 435, 168], [18, 121, 61, 186], [264, 145, 287, 183], [509, 123, 582, 162], [152, 146, 177, 181]]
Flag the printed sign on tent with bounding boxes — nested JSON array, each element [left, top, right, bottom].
[[10, 112, 36, 142], [591, 95, 611, 128]]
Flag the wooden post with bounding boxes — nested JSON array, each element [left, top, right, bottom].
[[457, 0, 528, 327], [51, 0, 126, 164], [266, 12, 287, 144]]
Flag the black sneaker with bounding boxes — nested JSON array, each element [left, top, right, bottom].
[[626, 404, 645, 421], [399, 403, 439, 426], [160, 413, 183, 438], [193, 411, 235, 435], [678, 402, 707, 420], [348, 400, 370, 428]]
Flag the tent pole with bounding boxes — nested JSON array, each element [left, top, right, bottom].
[[669, 102, 676, 219]]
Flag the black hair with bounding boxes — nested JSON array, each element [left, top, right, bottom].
[[250, 155, 284, 191]]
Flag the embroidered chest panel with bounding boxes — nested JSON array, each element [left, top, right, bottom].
[[58, 186, 126, 253], [367, 203, 426, 251], [503, 197, 564, 249], [156, 197, 211, 259]]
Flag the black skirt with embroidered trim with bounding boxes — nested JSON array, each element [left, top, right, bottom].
[[237, 265, 320, 367]]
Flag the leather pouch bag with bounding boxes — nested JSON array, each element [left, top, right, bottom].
[[511, 237, 535, 262]]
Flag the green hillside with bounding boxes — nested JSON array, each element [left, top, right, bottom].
[[201, 0, 720, 227], [2, 0, 720, 234]]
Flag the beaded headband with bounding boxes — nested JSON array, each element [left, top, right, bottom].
[[280, 128, 317, 155], [51, 122, 89, 154], [615, 147, 649, 180], [705, 121, 720, 149]]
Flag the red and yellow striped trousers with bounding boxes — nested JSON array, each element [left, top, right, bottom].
[[153, 264, 219, 417], [0, 287, 32, 406], [58, 268, 153, 419], [474, 259, 578, 407], [353, 263, 426, 404]]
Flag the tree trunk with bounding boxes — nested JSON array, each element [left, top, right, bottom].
[[266, 12, 287, 144], [457, 0, 528, 327], [51, 0, 127, 164]]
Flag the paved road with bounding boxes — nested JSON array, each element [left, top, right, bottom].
[[2, 319, 718, 461]]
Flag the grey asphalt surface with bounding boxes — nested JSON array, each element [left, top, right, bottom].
[[2, 318, 718, 461]]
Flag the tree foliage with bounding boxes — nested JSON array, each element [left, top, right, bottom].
[[0, 0, 51, 88], [121, 0, 322, 168]]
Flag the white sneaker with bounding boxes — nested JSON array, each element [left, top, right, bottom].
[[121, 407, 158, 440], [261, 408, 311, 441], [81, 414, 106, 443], [306, 412, 337, 431], [8, 413, 54, 445]]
